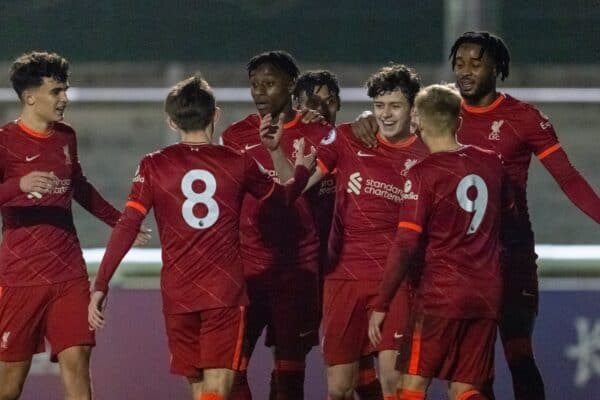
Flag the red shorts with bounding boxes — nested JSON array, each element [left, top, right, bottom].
[[164, 306, 246, 378], [322, 279, 410, 366], [396, 313, 496, 385], [0, 277, 95, 362], [242, 266, 320, 366]]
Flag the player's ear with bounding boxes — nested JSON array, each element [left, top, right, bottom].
[[213, 107, 221, 126], [166, 117, 179, 133], [288, 78, 296, 95], [456, 115, 463, 133], [23, 89, 35, 106]]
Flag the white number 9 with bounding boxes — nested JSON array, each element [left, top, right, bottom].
[[181, 170, 219, 229], [456, 174, 488, 234]]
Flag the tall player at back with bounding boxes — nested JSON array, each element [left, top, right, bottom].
[[369, 84, 515, 400], [450, 31, 600, 399], [88, 75, 315, 400]]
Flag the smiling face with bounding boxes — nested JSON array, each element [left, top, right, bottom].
[[453, 42, 497, 106], [25, 77, 69, 124], [249, 62, 293, 118], [372, 89, 412, 140]]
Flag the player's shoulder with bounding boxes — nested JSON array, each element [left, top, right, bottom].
[[53, 121, 76, 136], [501, 94, 547, 120], [221, 114, 260, 138]]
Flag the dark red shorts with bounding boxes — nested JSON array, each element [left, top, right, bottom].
[[396, 313, 496, 385], [242, 266, 320, 366], [322, 279, 410, 366], [164, 306, 246, 378], [0, 277, 95, 362]]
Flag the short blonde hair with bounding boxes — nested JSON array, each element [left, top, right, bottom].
[[414, 84, 461, 134]]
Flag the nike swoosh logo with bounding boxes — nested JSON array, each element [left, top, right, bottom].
[[25, 154, 40, 162], [244, 143, 261, 151], [521, 290, 537, 297], [357, 150, 375, 157], [393, 332, 404, 339], [299, 330, 314, 338]]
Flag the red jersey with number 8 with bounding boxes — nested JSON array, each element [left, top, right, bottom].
[[124, 143, 279, 314]]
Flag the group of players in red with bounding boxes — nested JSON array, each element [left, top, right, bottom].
[[0, 31, 598, 400]]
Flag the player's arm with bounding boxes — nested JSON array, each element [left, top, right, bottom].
[[89, 206, 146, 330], [88, 160, 154, 330], [351, 110, 378, 148], [527, 109, 600, 223], [538, 147, 600, 223], [369, 170, 428, 346], [245, 140, 316, 206], [260, 113, 295, 181]]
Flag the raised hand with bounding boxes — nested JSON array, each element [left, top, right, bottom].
[[298, 107, 327, 125], [259, 113, 284, 151], [294, 137, 317, 174]]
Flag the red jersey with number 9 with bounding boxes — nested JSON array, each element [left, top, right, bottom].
[[397, 145, 509, 319]]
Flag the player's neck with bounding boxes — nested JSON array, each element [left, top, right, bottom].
[[19, 110, 52, 134], [424, 133, 461, 154], [180, 130, 211, 144], [464, 90, 499, 108]]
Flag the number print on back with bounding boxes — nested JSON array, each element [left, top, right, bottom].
[[181, 170, 220, 229], [456, 174, 488, 234]]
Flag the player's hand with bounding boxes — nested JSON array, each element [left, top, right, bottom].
[[260, 113, 284, 151], [298, 107, 327, 125], [293, 138, 317, 173], [19, 171, 58, 195], [133, 225, 152, 247], [351, 111, 378, 148], [368, 310, 387, 346], [88, 291, 107, 330]]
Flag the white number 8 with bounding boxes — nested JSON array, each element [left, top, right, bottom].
[[456, 174, 488, 235], [181, 170, 219, 229]]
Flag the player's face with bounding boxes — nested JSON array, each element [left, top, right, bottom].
[[249, 63, 293, 118], [26, 78, 69, 124], [453, 43, 497, 104], [372, 90, 411, 140], [296, 85, 339, 125]]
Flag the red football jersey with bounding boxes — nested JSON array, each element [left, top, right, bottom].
[[221, 112, 331, 275], [0, 121, 120, 286], [317, 124, 429, 281], [457, 95, 557, 272], [107, 143, 283, 313], [396, 145, 508, 319]]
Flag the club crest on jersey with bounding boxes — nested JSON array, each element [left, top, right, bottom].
[[538, 109, 552, 130], [320, 128, 336, 145], [132, 165, 145, 183], [489, 120, 503, 141], [63, 145, 72, 165], [401, 158, 418, 176]]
